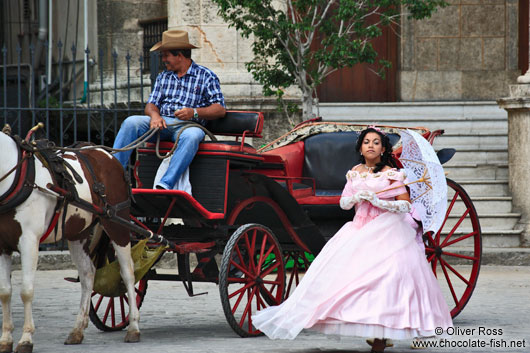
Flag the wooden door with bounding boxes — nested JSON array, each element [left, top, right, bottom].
[[316, 21, 398, 102]]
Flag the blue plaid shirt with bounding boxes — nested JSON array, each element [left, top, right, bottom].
[[147, 61, 225, 125]]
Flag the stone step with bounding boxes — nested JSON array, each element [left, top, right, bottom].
[[452, 196, 513, 214], [433, 133, 508, 149], [444, 163, 508, 181], [440, 229, 522, 248], [444, 213, 521, 230], [440, 247, 530, 266], [450, 179, 509, 197], [320, 102, 508, 133], [447, 148, 508, 164], [326, 117, 507, 134], [318, 101, 507, 119]]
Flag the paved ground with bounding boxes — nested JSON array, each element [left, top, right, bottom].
[[2, 265, 529, 353]]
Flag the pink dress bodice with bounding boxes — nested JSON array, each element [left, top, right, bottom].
[[341, 168, 408, 228]]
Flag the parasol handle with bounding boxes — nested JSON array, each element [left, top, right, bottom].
[[375, 171, 449, 195]]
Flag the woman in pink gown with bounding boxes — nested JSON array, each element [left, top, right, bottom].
[[252, 127, 453, 352]]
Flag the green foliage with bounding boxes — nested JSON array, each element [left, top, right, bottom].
[[212, 0, 446, 116], [37, 96, 60, 108]]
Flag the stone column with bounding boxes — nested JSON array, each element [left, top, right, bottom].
[[498, 84, 530, 247]]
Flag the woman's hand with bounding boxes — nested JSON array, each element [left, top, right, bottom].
[[357, 190, 376, 202], [340, 190, 375, 210]]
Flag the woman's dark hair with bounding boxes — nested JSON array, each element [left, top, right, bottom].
[[169, 48, 192, 59], [355, 127, 397, 173]]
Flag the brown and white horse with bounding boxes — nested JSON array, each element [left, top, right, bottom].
[[0, 131, 139, 353]]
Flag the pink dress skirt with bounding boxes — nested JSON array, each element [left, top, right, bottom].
[[252, 169, 453, 340]]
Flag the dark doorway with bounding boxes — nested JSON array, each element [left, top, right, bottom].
[[317, 18, 398, 102]]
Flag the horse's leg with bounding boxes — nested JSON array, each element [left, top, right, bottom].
[[0, 254, 14, 353], [15, 237, 39, 353], [112, 242, 140, 343], [64, 239, 95, 345]]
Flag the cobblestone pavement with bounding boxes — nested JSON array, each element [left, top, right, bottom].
[[3, 265, 529, 353]]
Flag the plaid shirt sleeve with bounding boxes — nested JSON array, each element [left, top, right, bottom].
[[147, 74, 163, 108], [204, 75, 225, 107]]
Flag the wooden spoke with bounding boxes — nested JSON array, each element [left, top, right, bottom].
[[228, 281, 255, 300], [229, 259, 254, 278], [442, 251, 478, 262], [439, 259, 459, 307], [440, 258, 470, 285], [441, 209, 470, 247], [443, 231, 478, 248]]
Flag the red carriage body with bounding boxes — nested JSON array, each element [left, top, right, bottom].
[[87, 112, 482, 336]]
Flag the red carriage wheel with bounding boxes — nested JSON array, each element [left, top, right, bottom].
[[424, 178, 482, 318], [89, 278, 148, 331], [283, 250, 312, 299], [219, 223, 286, 337]]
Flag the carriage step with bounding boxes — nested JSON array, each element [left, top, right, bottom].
[[440, 247, 530, 266]]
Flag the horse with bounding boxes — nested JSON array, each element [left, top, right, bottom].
[[0, 130, 140, 353]]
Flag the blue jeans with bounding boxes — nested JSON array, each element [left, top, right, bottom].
[[113, 115, 205, 189]]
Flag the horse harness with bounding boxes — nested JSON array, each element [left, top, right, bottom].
[[0, 133, 131, 242]]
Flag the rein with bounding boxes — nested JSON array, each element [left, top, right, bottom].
[[0, 153, 30, 184], [51, 121, 217, 160]]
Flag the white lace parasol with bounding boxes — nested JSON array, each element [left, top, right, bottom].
[[399, 129, 447, 234]]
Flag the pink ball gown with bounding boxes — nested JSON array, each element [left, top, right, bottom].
[[252, 168, 453, 340]]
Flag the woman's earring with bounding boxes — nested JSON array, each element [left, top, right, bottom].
[[381, 152, 383, 156], [360, 152, 362, 156]]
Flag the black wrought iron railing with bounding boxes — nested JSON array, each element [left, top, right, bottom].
[[139, 17, 167, 74], [1, 42, 161, 146]]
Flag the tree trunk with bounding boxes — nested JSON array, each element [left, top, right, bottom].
[[301, 90, 315, 119]]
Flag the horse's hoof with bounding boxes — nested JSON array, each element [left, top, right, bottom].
[[13, 343, 32, 353], [0, 342, 13, 353], [124, 330, 140, 343], [64, 331, 84, 345]]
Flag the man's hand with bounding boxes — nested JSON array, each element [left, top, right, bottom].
[[150, 115, 167, 130], [174, 108, 194, 120]]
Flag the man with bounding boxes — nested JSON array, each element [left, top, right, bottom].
[[113, 29, 226, 189]]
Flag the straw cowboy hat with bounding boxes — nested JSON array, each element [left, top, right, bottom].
[[150, 29, 199, 51]]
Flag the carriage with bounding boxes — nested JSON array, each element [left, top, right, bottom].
[[82, 111, 482, 337]]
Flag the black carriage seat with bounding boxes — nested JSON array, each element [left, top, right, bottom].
[[134, 111, 265, 214], [144, 110, 264, 152], [302, 131, 401, 196]]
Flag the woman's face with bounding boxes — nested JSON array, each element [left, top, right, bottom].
[[360, 132, 385, 161]]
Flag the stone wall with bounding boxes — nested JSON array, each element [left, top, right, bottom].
[[399, 0, 520, 101], [167, 0, 299, 101], [92, 1, 522, 107], [96, 0, 167, 79]]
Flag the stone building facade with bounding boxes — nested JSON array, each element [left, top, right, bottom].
[[400, 0, 521, 101], [160, 0, 524, 103], [2, 1, 524, 111]]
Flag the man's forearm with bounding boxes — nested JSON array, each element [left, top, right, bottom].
[[195, 104, 226, 120], [145, 103, 167, 129], [145, 103, 161, 119]]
